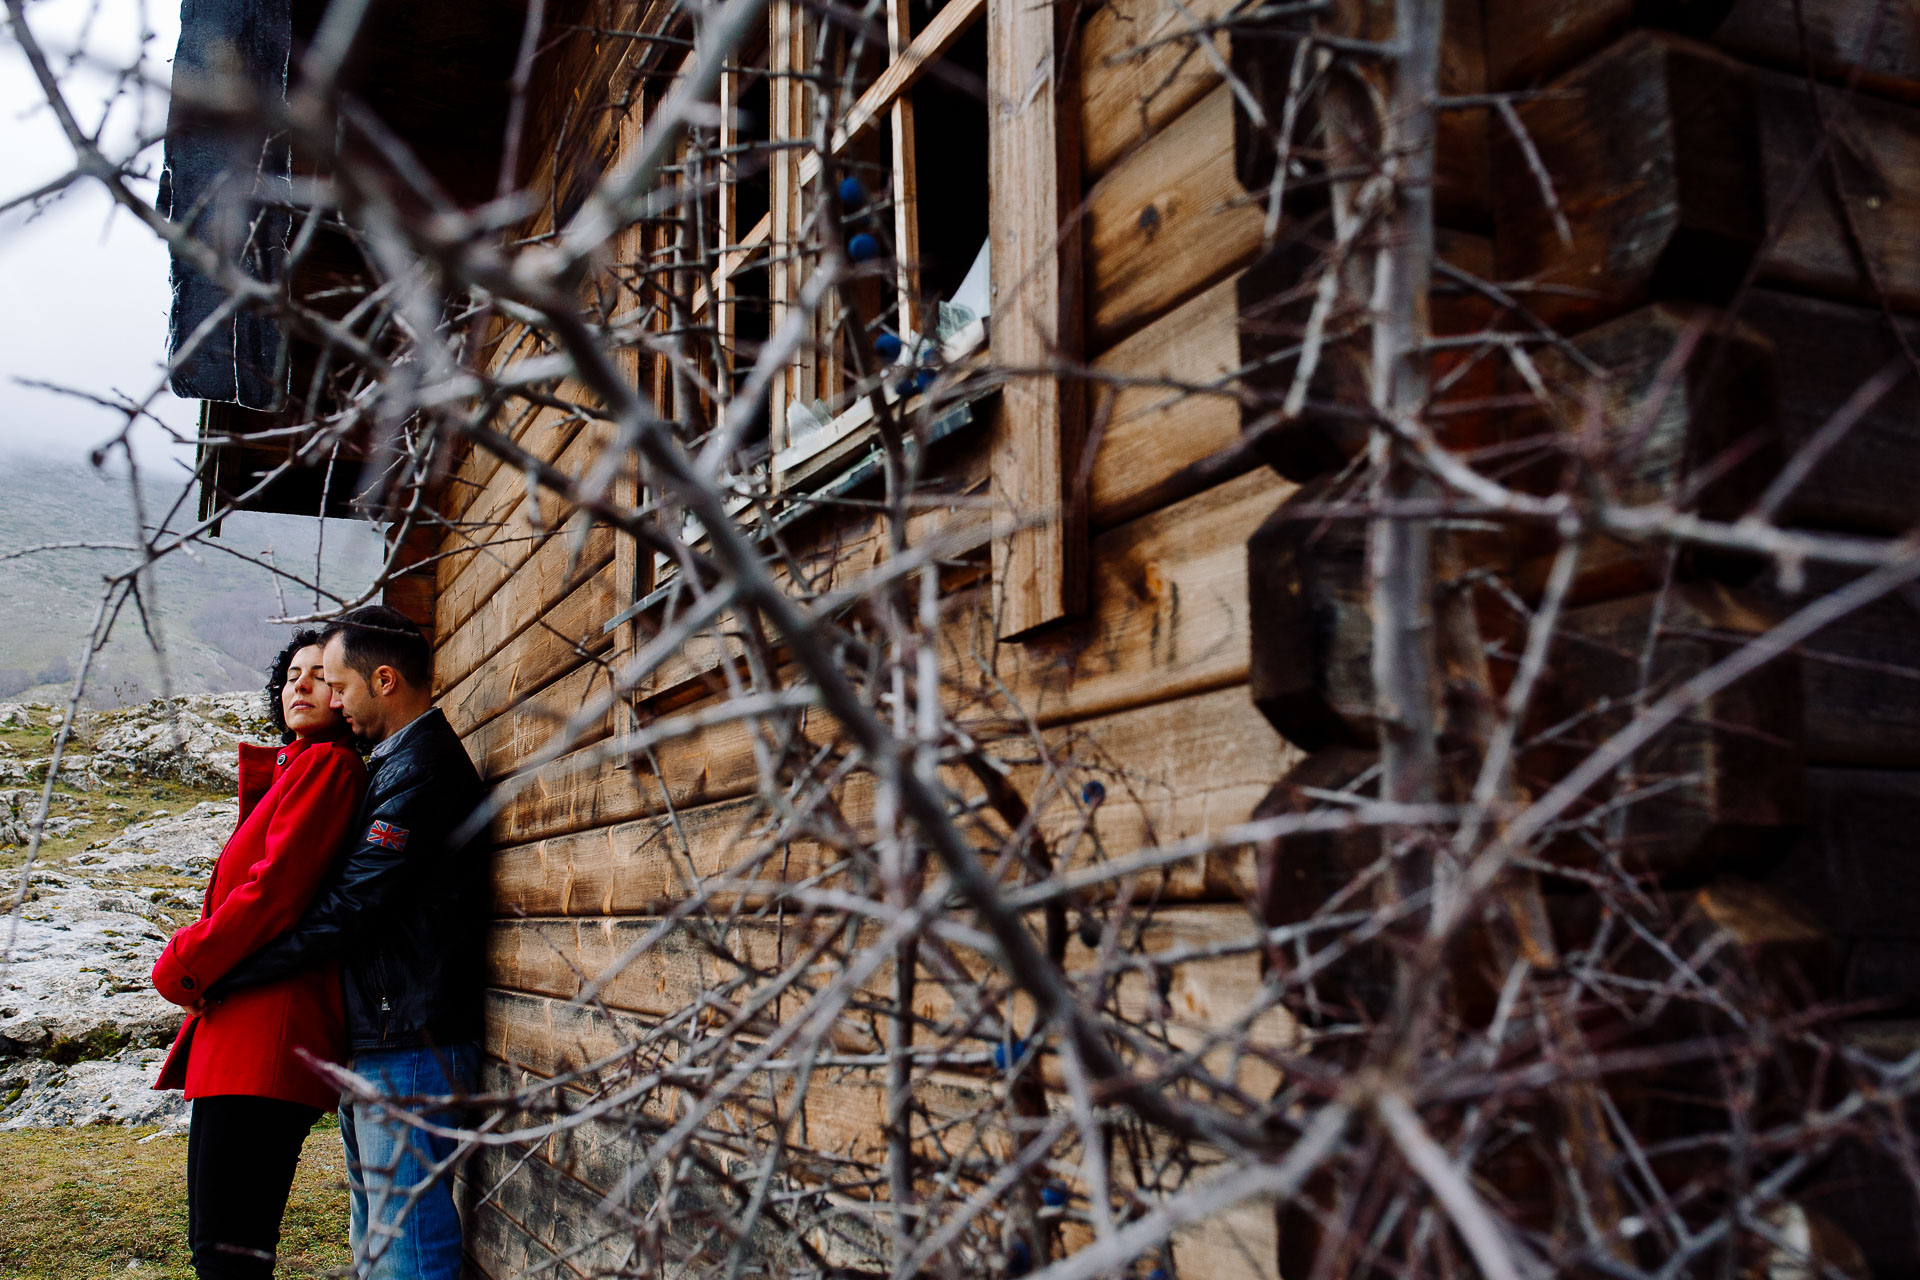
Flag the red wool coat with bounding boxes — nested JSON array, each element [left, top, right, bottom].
[[151, 736, 367, 1108]]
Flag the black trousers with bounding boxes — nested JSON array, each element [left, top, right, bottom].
[[186, 1095, 325, 1280]]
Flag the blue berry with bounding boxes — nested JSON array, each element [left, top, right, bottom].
[[992, 1038, 1028, 1070], [1007, 1242, 1033, 1277], [874, 332, 904, 361], [848, 232, 881, 263], [839, 175, 868, 208], [1041, 1182, 1068, 1207], [1081, 779, 1106, 806], [914, 368, 937, 393], [1149, 1270, 1171, 1280]]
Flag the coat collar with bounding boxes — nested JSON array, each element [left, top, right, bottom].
[[235, 732, 354, 821]]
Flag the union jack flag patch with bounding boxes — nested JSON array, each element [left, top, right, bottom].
[[368, 820, 410, 851]]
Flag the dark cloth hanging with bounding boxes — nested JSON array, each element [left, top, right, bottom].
[[159, 0, 293, 409]]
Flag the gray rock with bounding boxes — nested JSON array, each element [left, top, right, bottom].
[[0, 1046, 188, 1131], [0, 695, 288, 1130], [88, 693, 273, 790], [0, 875, 184, 1059], [94, 802, 235, 877]]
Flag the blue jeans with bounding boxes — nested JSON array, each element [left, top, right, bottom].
[[338, 1044, 478, 1280]]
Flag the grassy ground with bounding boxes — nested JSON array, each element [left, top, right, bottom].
[[0, 1119, 352, 1278]]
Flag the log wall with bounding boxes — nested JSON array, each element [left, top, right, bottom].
[[441, 0, 1920, 1273]]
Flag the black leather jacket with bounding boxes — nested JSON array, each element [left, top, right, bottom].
[[211, 709, 489, 1052]]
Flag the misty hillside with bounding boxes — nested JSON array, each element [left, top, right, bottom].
[[0, 453, 386, 704]]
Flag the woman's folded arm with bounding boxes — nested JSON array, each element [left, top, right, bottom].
[[151, 750, 365, 1005]]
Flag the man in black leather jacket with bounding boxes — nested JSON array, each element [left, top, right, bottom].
[[212, 605, 486, 1280]]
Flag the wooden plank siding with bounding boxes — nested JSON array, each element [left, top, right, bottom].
[[473, 973, 1287, 1276], [431, 3, 1509, 1274]]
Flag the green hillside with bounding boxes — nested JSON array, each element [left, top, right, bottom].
[[0, 453, 385, 704]]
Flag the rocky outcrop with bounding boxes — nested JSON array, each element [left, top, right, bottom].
[[0, 809, 243, 1132], [0, 1046, 186, 1131], [0, 694, 272, 795], [86, 692, 273, 789], [0, 805, 232, 1063]]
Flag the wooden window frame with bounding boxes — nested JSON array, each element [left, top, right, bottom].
[[611, 0, 1086, 637], [767, 0, 1085, 638]]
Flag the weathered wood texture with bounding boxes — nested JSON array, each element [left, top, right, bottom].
[[441, 561, 620, 742], [1486, 0, 1920, 97], [477, 986, 1284, 1280], [1246, 478, 1374, 750], [433, 415, 612, 650], [1492, 32, 1765, 329], [381, 516, 441, 643], [1080, 0, 1490, 210], [1523, 583, 1806, 875], [440, 536, 616, 696], [460, 458, 1284, 796], [489, 680, 1292, 899], [1088, 271, 1247, 525], [1753, 564, 1920, 768], [1083, 83, 1265, 349], [471, 464, 1285, 794], [1088, 231, 1497, 524], [1524, 302, 1782, 601], [1770, 768, 1920, 1013], [1250, 746, 1397, 1018], [989, 0, 1087, 636], [486, 903, 1289, 1089], [1735, 290, 1920, 535], [1750, 67, 1920, 311], [1496, 31, 1920, 328], [1081, 0, 1491, 348]]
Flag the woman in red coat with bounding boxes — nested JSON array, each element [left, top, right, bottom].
[[151, 630, 367, 1280]]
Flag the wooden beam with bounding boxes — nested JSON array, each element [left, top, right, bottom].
[[1737, 290, 1920, 536], [1088, 274, 1245, 523], [1523, 582, 1806, 876], [1521, 302, 1784, 603], [433, 522, 613, 695], [488, 905, 1290, 1092], [1752, 564, 1920, 768], [1772, 768, 1920, 1012], [1752, 67, 1920, 311], [770, 1, 801, 444], [1492, 31, 1766, 330], [1487, 0, 1920, 99], [1079, 0, 1237, 180], [491, 680, 1294, 899], [988, 0, 1087, 637], [441, 561, 620, 738], [795, 0, 987, 185], [1083, 83, 1265, 350], [433, 411, 607, 643], [886, 0, 922, 334], [474, 465, 1285, 790]]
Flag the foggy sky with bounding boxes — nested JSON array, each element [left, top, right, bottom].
[[0, 0, 194, 473]]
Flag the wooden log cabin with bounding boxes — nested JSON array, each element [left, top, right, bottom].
[[179, 0, 1920, 1273]]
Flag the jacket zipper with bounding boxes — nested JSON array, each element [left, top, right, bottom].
[[370, 957, 394, 1045]]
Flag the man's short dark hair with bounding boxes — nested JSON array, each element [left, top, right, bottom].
[[322, 606, 432, 691]]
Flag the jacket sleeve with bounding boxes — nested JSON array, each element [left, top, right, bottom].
[[151, 749, 367, 1006], [206, 770, 459, 996]]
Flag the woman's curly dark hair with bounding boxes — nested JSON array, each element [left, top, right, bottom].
[[265, 629, 329, 744]]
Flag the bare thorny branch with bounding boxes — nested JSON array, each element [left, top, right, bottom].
[[5, 0, 1919, 1276]]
